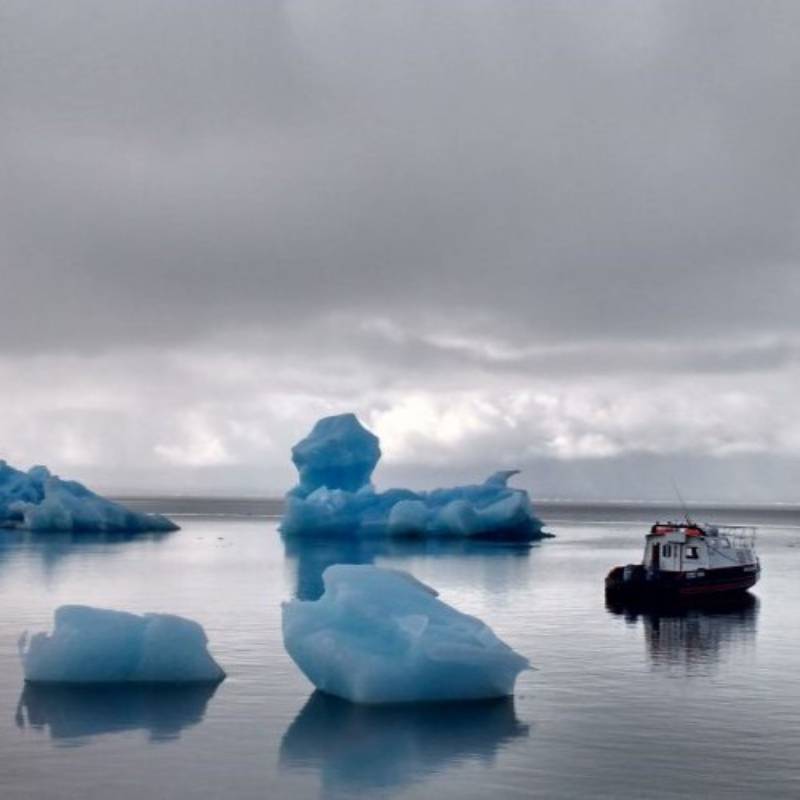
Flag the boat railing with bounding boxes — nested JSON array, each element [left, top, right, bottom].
[[704, 525, 757, 548]]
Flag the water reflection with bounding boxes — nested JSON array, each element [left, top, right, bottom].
[[15, 682, 219, 744], [282, 536, 385, 600], [607, 593, 759, 674], [0, 529, 173, 578], [280, 691, 528, 796], [283, 536, 533, 600]]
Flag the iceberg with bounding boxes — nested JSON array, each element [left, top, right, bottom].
[[0, 460, 178, 533], [19, 606, 226, 684], [291, 413, 382, 495], [281, 414, 546, 540], [282, 565, 529, 704]]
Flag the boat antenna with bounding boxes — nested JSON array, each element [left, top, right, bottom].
[[670, 476, 692, 524]]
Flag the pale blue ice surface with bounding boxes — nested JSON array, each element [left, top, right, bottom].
[[282, 564, 529, 704], [0, 460, 178, 533], [282, 414, 545, 540], [20, 605, 225, 684]]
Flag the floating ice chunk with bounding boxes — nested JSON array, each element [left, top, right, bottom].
[[20, 606, 226, 684], [282, 565, 529, 704], [281, 415, 545, 540], [0, 460, 177, 533]]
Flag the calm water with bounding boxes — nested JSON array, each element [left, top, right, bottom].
[[1, 502, 799, 799]]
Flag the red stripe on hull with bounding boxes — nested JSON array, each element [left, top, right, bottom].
[[678, 577, 757, 596]]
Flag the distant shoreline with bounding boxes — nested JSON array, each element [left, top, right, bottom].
[[111, 496, 800, 528]]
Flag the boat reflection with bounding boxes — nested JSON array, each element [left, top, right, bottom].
[[282, 536, 533, 600], [280, 691, 528, 795], [15, 682, 220, 744], [607, 593, 759, 674]]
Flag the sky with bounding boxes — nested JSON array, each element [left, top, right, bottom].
[[2, 1, 799, 501]]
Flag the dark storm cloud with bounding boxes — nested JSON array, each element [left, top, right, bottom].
[[2, 1, 800, 499], [3, 0, 800, 355]]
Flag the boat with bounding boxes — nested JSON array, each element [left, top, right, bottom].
[[605, 521, 760, 602]]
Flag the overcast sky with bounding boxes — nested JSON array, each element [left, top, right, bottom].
[[2, 1, 799, 501]]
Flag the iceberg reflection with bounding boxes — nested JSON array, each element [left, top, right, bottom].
[[283, 535, 386, 601], [284, 536, 533, 601], [0, 529, 173, 580], [15, 682, 220, 744], [280, 691, 528, 795]]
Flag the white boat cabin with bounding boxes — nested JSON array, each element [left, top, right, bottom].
[[643, 523, 758, 573]]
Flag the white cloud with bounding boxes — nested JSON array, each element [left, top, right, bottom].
[[1, 331, 795, 499], [154, 410, 236, 468]]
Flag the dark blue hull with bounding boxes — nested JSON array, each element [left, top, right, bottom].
[[605, 563, 759, 602]]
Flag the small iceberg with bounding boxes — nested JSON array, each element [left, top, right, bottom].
[[281, 414, 546, 540], [20, 606, 226, 684], [282, 565, 529, 704], [0, 460, 178, 533]]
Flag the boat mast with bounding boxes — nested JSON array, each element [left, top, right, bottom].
[[670, 476, 692, 525]]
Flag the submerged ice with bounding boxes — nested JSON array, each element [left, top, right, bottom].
[[20, 606, 226, 684], [281, 414, 545, 540], [282, 565, 529, 704], [0, 460, 177, 533]]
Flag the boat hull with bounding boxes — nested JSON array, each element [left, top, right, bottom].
[[605, 563, 759, 602]]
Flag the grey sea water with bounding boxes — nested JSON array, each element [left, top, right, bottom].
[[1, 500, 799, 799]]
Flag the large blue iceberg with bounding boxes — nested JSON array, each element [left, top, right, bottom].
[[281, 414, 546, 540], [19, 606, 226, 684], [282, 565, 530, 704], [0, 460, 177, 533]]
